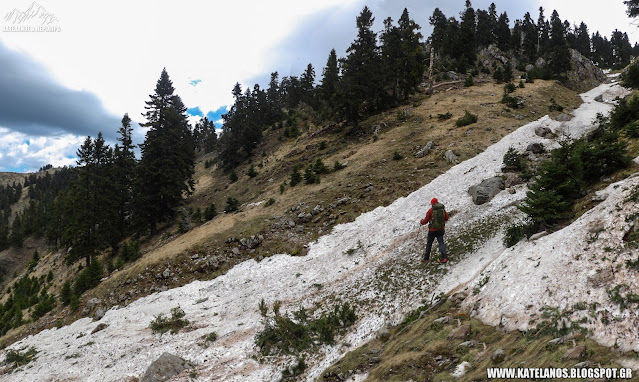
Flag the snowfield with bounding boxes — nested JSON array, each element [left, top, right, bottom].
[[1, 77, 637, 381]]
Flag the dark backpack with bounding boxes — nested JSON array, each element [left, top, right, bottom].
[[430, 203, 446, 230]]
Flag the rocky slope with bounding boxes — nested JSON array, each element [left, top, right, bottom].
[[0, 77, 636, 381]]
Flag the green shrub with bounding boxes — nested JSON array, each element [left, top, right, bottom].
[[204, 203, 217, 220], [518, 80, 525, 88], [73, 259, 103, 297], [225, 198, 239, 212], [464, 75, 474, 87], [333, 161, 346, 171], [392, 151, 404, 161], [229, 170, 238, 183], [313, 158, 330, 174], [247, 165, 258, 178], [264, 198, 276, 207], [502, 147, 524, 171], [256, 301, 357, 356], [319, 141, 327, 150], [437, 112, 453, 120], [504, 82, 516, 94], [150, 306, 189, 334], [621, 60, 639, 89], [501, 94, 523, 109], [504, 221, 538, 247], [290, 165, 302, 187], [5, 347, 38, 368], [455, 111, 478, 127], [548, 98, 564, 112]]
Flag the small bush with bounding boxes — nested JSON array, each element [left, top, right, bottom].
[[225, 198, 239, 212], [392, 151, 404, 161], [290, 165, 302, 187], [548, 98, 564, 112], [464, 75, 474, 87], [502, 147, 525, 171], [504, 221, 538, 247], [518, 80, 525, 88], [5, 347, 38, 368], [150, 306, 189, 334], [313, 159, 330, 174], [204, 203, 217, 220], [304, 166, 320, 184], [247, 165, 258, 178], [502, 94, 523, 109], [319, 141, 327, 150], [264, 198, 276, 207], [455, 111, 478, 127], [437, 112, 453, 120], [504, 82, 516, 94], [229, 170, 238, 183], [333, 161, 346, 171]]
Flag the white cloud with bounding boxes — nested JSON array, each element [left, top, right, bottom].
[[0, 127, 83, 171]]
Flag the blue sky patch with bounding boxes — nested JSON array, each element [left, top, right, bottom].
[[206, 105, 228, 127], [187, 106, 204, 117], [189, 79, 202, 86]]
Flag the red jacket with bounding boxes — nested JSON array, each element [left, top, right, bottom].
[[420, 207, 449, 231]]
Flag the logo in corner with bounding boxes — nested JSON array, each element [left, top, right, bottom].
[[3, 2, 61, 32]]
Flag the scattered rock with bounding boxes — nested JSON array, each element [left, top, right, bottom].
[[534, 125, 553, 138], [468, 177, 505, 205], [444, 150, 459, 164], [549, 337, 565, 345], [562, 345, 586, 361], [312, 205, 323, 215], [526, 143, 544, 154], [458, 340, 478, 348], [587, 268, 614, 288], [434, 316, 453, 325], [528, 231, 548, 241], [491, 348, 506, 363], [415, 141, 435, 158], [231, 248, 241, 256], [297, 212, 313, 223], [556, 113, 572, 122], [447, 324, 471, 339], [450, 292, 468, 304], [94, 308, 106, 321], [595, 95, 604, 102], [573, 361, 592, 368], [504, 173, 523, 188], [162, 268, 171, 279], [140, 352, 194, 382], [592, 191, 609, 202], [91, 323, 108, 334], [86, 298, 102, 310]]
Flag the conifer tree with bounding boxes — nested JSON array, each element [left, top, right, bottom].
[[112, 114, 137, 247], [548, 10, 571, 76], [537, 7, 549, 55], [300, 63, 316, 107], [457, 0, 477, 68], [495, 12, 511, 52], [320, 49, 340, 110], [428, 8, 448, 56], [575, 22, 591, 58], [521, 12, 538, 62], [339, 6, 384, 126], [134, 68, 195, 235]]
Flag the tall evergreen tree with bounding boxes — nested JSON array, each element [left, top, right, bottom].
[[457, 0, 477, 68], [611, 30, 632, 68], [476, 9, 494, 48], [193, 116, 217, 154], [134, 68, 195, 235], [320, 49, 340, 110], [339, 6, 384, 126], [521, 12, 538, 62], [547, 10, 571, 76], [495, 12, 511, 52], [428, 8, 448, 56], [112, 114, 137, 251], [575, 22, 591, 58], [537, 7, 550, 54], [300, 63, 316, 106]]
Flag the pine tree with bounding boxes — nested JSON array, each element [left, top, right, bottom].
[[300, 63, 316, 107], [112, 114, 137, 248], [547, 10, 571, 77], [625, 0, 639, 17], [521, 12, 538, 62], [537, 7, 549, 55], [134, 68, 195, 235], [476, 9, 494, 48], [575, 22, 591, 58], [495, 12, 511, 51], [320, 49, 340, 110], [266, 72, 283, 124], [457, 0, 477, 67], [428, 8, 448, 56], [339, 6, 384, 126]]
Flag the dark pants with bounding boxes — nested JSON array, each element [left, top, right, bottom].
[[424, 229, 447, 260]]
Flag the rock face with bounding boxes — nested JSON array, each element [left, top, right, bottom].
[[415, 141, 435, 158], [468, 177, 505, 205], [141, 352, 194, 382], [566, 49, 606, 92]]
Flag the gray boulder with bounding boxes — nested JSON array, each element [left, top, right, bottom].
[[444, 150, 459, 164], [534, 125, 553, 138], [526, 143, 544, 154], [141, 352, 194, 382], [468, 177, 505, 205], [415, 141, 435, 158]]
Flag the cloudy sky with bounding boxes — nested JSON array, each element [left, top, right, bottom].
[[0, 0, 635, 172]]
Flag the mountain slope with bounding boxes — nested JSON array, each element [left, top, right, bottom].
[[0, 77, 634, 381]]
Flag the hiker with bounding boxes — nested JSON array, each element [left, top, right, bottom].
[[420, 198, 449, 263]]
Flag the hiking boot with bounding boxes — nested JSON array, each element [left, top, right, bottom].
[[421, 257, 430, 263], [437, 258, 448, 263]]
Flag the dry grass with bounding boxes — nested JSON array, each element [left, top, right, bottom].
[[0, 79, 585, 346]]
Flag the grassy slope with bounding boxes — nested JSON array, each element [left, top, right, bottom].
[[0, 77, 583, 347]]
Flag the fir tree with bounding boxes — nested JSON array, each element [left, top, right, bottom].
[[495, 12, 511, 52], [339, 6, 384, 126], [547, 10, 571, 76], [320, 49, 340, 110], [134, 68, 195, 235], [428, 8, 448, 56]]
